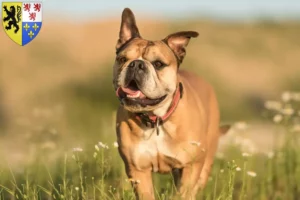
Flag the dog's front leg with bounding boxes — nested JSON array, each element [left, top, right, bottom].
[[126, 167, 155, 200], [175, 162, 204, 200]]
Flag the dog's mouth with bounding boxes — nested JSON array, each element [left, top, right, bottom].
[[116, 80, 166, 107]]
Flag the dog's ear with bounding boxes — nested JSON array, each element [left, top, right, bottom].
[[162, 31, 198, 64], [116, 8, 141, 50]]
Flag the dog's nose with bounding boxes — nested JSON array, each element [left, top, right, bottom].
[[129, 60, 145, 70]]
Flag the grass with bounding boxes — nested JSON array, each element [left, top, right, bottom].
[[0, 92, 300, 200]]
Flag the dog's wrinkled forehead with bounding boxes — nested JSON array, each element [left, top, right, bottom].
[[116, 38, 147, 57], [116, 38, 177, 64]]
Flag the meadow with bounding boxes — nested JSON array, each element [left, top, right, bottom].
[[0, 17, 300, 199]]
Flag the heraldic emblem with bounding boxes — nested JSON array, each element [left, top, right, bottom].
[[2, 2, 42, 46]]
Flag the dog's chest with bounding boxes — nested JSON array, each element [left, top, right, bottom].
[[131, 122, 188, 172]]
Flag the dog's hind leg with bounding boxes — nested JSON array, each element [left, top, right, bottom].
[[197, 126, 230, 190], [197, 129, 220, 191], [197, 158, 214, 190], [197, 91, 222, 190]]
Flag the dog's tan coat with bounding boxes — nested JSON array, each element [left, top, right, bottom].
[[116, 71, 220, 199], [114, 8, 227, 200]]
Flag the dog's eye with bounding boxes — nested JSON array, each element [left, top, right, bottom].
[[153, 61, 165, 69], [117, 57, 127, 64]]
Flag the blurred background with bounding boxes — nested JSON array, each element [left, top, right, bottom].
[[1, 0, 300, 167]]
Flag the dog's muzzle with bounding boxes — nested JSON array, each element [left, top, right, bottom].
[[124, 60, 147, 87]]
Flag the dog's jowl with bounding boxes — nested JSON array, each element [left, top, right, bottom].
[[113, 8, 229, 200]]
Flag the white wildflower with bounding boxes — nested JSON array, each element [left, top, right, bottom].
[[281, 108, 294, 116], [267, 151, 274, 159], [75, 187, 79, 191], [282, 91, 292, 102], [273, 114, 283, 123], [93, 152, 97, 158], [98, 142, 109, 149], [113, 142, 119, 148], [264, 101, 282, 111], [72, 147, 83, 152], [236, 167, 242, 171], [242, 152, 251, 157], [189, 141, 201, 146], [247, 171, 257, 177], [235, 121, 248, 130], [220, 169, 224, 173], [95, 144, 100, 151], [126, 178, 140, 184]]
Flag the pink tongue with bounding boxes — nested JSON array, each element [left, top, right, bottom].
[[120, 87, 146, 98], [121, 87, 140, 95]]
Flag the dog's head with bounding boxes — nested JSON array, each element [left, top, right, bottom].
[[113, 8, 198, 113]]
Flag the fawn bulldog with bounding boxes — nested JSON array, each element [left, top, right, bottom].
[[113, 8, 229, 200]]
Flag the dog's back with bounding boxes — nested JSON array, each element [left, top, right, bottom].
[[178, 69, 220, 125]]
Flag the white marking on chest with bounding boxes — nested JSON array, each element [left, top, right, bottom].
[[132, 122, 177, 171]]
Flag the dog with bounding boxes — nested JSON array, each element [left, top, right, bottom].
[[113, 8, 230, 200]]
